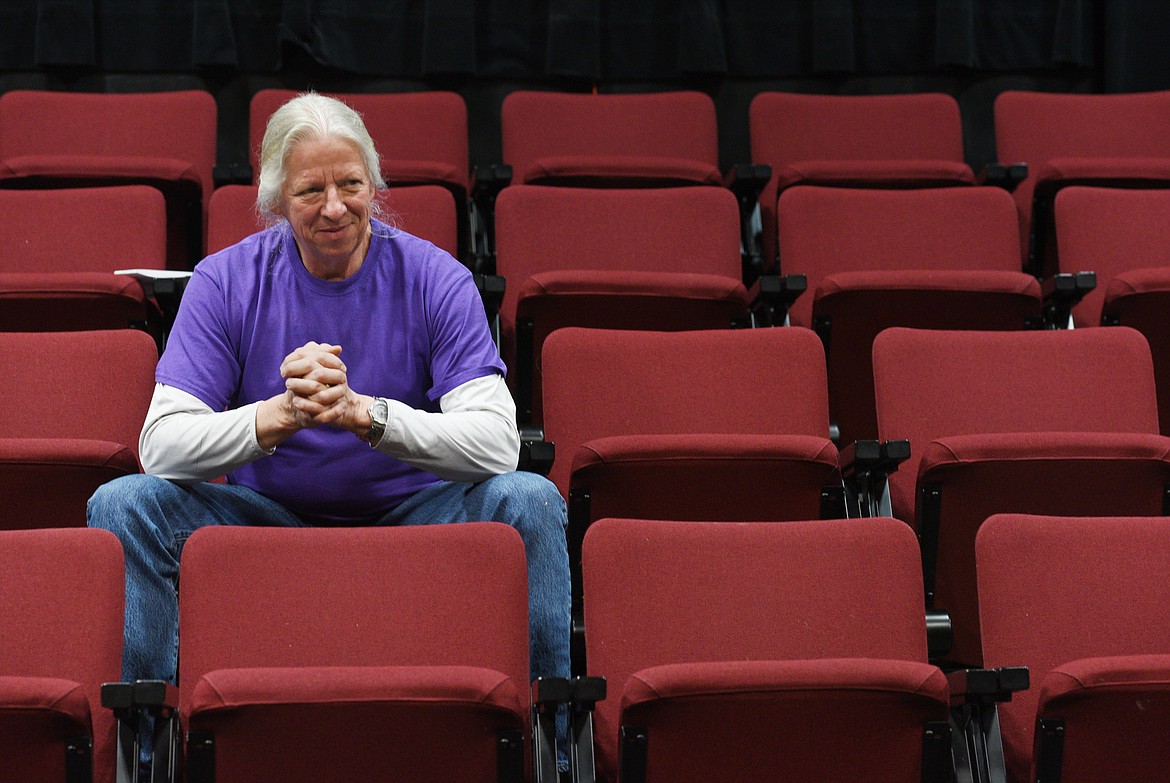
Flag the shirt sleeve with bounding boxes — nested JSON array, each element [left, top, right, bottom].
[[139, 383, 269, 483], [375, 372, 520, 482]]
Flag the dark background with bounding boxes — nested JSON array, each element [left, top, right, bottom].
[[1, 0, 1166, 178]]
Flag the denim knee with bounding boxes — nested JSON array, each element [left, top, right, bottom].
[[479, 471, 567, 530], [87, 473, 175, 535]]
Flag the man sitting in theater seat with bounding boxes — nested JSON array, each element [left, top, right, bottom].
[[87, 92, 570, 770]]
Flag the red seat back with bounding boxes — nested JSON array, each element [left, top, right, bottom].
[[501, 90, 721, 186], [1054, 185, 1170, 327], [0, 528, 125, 783], [248, 89, 469, 193], [979, 513, 1170, 783], [541, 326, 831, 498], [584, 516, 936, 783], [178, 523, 530, 717], [0, 185, 166, 273], [751, 91, 972, 268], [994, 89, 1170, 274]]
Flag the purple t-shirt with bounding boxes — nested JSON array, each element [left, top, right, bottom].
[[157, 219, 506, 523]]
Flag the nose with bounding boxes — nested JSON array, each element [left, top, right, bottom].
[[322, 186, 346, 219]]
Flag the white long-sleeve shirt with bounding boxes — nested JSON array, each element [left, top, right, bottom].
[[140, 373, 520, 485]]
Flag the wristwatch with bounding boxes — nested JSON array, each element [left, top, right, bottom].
[[363, 397, 389, 446]]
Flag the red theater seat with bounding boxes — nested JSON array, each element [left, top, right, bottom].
[[994, 89, 1170, 277], [778, 185, 1039, 443], [541, 326, 842, 674], [1055, 186, 1170, 435], [979, 513, 1170, 783], [583, 517, 951, 783], [0, 185, 167, 332], [0, 527, 125, 783], [501, 90, 722, 188], [0, 90, 217, 270], [177, 523, 537, 783], [750, 91, 974, 271], [0, 329, 157, 530], [494, 185, 749, 426], [873, 326, 1170, 667]]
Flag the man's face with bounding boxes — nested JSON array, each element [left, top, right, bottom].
[[276, 135, 376, 279]]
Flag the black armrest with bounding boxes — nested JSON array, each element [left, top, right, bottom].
[[839, 439, 883, 478], [724, 163, 772, 202], [977, 162, 1028, 192], [568, 677, 606, 783], [102, 680, 180, 783], [1041, 271, 1096, 329], [841, 439, 910, 517], [472, 162, 513, 196], [747, 274, 806, 327], [470, 164, 513, 274], [473, 273, 505, 322], [948, 667, 1029, 783], [947, 667, 1030, 706], [925, 608, 954, 660], [531, 677, 571, 783], [518, 427, 554, 476], [101, 680, 178, 715], [725, 163, 773, 284]]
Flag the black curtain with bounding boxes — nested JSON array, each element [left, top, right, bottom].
[[1, 0, 1119, 83]]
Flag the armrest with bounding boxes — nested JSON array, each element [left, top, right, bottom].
[[518, 427, 554, 476], [531, 677, 606, 783], [977, 162, 1029, 192], [948, 667, 1029, 706], [473, 273, 505, 321], [841, 439, 910, 517], [102, 680, 180, 783], [567, 677, 606, 783], [1042, 271, 1097, 329], [723, 162, 772, 202], [470, 164, 513, 274], [926, 608, 953, 660], [471, 162, 512, 198], [725, 163, 773, 283], [948, 667, 1029, 783], [747, 273, 806, 327], [101, 680, 178, 715], [531, 677, 571, 783]]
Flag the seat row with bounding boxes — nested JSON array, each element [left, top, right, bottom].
[[5, 512, 1169, 783], [5, 85, 1170, 276], [6, 323, 1170, 676]]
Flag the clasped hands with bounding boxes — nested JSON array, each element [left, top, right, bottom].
[[260, 341, 373, 446]]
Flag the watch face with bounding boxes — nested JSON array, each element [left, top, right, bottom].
[[365, 397, 389, 445]]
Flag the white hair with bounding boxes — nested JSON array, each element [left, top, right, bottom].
[[255, 92, 386, 222]]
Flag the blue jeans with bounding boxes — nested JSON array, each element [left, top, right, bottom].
[[88, 471, 571, 763]]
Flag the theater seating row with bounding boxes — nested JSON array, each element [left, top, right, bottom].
[[5, 512, 1170, 783], [7, 323, 1170, 666], [4, 86, 1170, 273]]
